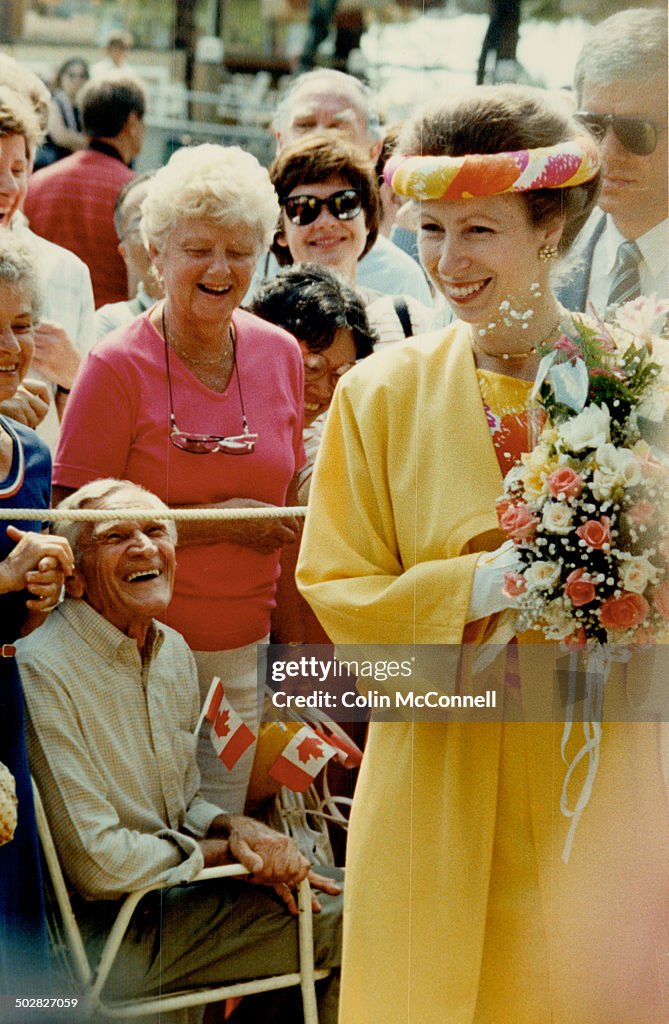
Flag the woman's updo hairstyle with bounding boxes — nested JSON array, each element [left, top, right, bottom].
[[398, 84, 601, 254]]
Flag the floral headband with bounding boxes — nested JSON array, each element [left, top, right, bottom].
[[383, 135, 600, 201]]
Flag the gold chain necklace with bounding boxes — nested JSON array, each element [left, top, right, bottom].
[[162, 305, 233, 367], [471, 312, 562, 362]]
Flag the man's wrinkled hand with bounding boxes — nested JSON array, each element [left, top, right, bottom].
[[272, 868, 343, 915], [226, 814, 310, 885], [202, 816, 342, 915]]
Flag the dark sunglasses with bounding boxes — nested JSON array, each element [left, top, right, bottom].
[[281, 189, 362, 227], [576, 111, 665, 156]]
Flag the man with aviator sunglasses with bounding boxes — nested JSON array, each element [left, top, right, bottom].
[[558, 8, 667, 315]]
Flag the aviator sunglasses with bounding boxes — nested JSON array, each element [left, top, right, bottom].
[[281, 189, 363, 227], [163, 308, 258, 455], [576, 111, 666, 156]]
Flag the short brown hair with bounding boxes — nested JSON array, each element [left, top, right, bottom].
[[399, 85, 601, 254], [268, 133, 380, 266]]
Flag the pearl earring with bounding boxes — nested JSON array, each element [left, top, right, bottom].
[[538, 244, 559, 262]]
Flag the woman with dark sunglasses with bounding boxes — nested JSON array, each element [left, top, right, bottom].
[[268, 133, 434, 347], [52, 144, 304, 814]]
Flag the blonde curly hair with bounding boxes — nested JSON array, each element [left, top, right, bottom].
[[141, 143, 280, 255]]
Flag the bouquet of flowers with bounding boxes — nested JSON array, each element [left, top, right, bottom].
[[497, 297, 669, 648]]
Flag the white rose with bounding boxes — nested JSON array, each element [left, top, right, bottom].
[[591, 443, 642, 498], [558, 403, 610, 452], [619, 555, 660, 594], [542, 501, 574, 535], [542, 599, 574, 640], [524, 560, 561, 590]]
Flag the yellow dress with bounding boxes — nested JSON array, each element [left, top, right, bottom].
[[297, 325, 669, 1023]]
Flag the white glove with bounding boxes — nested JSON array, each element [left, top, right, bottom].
[[466, 540, 523, 622]]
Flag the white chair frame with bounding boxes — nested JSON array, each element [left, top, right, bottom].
[[32, 779, 330, 1021]]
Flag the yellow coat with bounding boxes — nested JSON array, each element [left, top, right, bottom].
[[297, 324, 669, 1023]]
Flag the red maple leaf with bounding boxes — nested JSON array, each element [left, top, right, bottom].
[[296, 735, 324, 764], [214, 708, 231, 738]]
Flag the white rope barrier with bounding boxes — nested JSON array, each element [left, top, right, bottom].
[[0, 506, 307, 522]]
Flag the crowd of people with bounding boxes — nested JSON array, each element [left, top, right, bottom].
[[0, 5, 667, 1023]]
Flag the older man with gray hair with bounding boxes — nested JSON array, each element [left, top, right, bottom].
[[558, 7, 668, 313], [17, 478, 342, 1024]]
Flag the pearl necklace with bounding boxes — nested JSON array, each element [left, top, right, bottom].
[[471, 313, 562, 361]]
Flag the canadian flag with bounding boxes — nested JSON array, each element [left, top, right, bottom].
[[202, 677, 255, 771], [268, 725, 338, 793], [312, 723, 363, 769]]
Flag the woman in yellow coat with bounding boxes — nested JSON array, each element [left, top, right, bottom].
[[296, 85, 669, 1023]]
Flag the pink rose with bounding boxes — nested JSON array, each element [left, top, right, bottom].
[[499, 502, 538, 543], [563, 626, 587, 650], [627, 501, 654, 526], [576, 516, 611, 550], [653, 581, 669, 620], [600, 592, 650, 631], [546, 467, 583, 500], [495, 497, 514, 525], [564, 568, 597, 607], [503, 572, 527, 598]]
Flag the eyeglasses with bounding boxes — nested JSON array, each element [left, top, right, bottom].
[[303, 352, 356, 387], [281, 189, 362, 227], [576, 111, 666, 156], [163, 309, 257, 455]]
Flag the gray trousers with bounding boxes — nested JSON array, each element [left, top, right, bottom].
[[77, 868, 343, 1024]]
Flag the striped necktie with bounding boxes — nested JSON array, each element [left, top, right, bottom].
[[607, 240, 642, 309]]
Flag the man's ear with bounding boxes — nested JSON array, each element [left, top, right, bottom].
[[64, 568, 86, 599]]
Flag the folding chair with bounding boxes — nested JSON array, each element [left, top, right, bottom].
[[32, 779, 330, 1021]]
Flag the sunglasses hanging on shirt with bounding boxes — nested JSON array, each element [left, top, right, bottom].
[[163, 307, 258, 455]]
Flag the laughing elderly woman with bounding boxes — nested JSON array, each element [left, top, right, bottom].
[[52, 144, 304, 813]]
